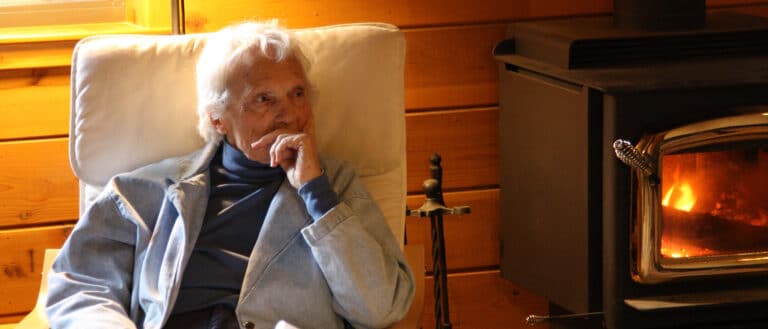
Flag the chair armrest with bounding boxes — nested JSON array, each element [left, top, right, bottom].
[[388, 244, 425, 329], [15, 249, 59, 329]]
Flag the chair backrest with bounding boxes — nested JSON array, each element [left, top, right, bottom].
[[69, 23, 407, 246]]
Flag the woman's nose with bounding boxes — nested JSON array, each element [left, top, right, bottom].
[[274, 99, 297, 122]]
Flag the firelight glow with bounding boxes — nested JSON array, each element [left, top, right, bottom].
[[662, 182, 697, 212], [661, 239, 711, 258]]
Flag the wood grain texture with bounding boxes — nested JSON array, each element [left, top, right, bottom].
[[0, 40, 77, 70], [0, 24, 509, 139], [0, 106, 499, 226], [0, 225, 73, 316], [404, 24, 507, 110], [0, 320, 19, 327], [182, 0, 612, 32], [406, 189, 500, 272], [0, 67, 70, 88], [406, 107, 499, 193], [422, 270, 550, 329], [0, 71, 70, 140], [180, 0, 768, 33], [709, 0, 768, 6], [0, 139, 78, 228], [715, 2, 768, 16], [0, 24, 508, 140]]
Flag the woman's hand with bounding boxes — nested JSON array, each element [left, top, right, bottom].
[[251, 128, 322, 189]]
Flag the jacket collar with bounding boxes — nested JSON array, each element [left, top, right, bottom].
[[175, 141, 221, 183]]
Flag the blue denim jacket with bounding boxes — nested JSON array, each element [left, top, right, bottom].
[[45, 142, 414, 329]]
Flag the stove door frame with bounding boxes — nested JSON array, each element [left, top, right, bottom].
[[632, 113, 768, 284]]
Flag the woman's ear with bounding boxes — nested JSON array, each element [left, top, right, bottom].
[[209, 111, 227, 135]]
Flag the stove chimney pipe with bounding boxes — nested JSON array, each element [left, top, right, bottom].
[[613, 0, 705, 31]]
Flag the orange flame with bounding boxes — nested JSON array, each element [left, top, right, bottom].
[[662, 182, 697, 212], [661, 238, 711, 258]]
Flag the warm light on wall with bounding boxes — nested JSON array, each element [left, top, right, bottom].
[[0, 0, 125, 28], [0, 0, 172, 70], [0, 0, 171, 33]]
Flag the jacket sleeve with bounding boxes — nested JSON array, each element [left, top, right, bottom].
[[300, 161, 415, 329], [45, 187, 139, 329]]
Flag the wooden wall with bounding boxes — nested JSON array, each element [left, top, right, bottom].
[[2, 0, 768, 327]]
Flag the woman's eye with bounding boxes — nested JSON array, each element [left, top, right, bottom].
[[243, 93, 273, 112], [257, 94, 273, 103], [294, 88, 305, 98]]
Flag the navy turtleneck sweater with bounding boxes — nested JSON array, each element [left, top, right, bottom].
[[171, 141, 338, 314]]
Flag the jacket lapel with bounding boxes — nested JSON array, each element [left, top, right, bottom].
[[152, 142, 217, 322], [240, 179, 312, 299], [169, 141, 220, 252], [170, 172, 209, 251]]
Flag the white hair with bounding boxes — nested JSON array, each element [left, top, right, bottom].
[[195, 20, 310, 142]]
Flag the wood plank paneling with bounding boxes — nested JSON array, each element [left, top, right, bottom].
[[0, 225, 73, 316], [422, 270, 550, 329], [406, 189, 499, 271], [0, 138, 78, 228], [404, 24, 507, 110], [0, 107, 498, 226], [0, 40, 77, 70], [0, 67, 70, 88], [0, 318, 20, 326], [183, 0, 612, 32], [0, 68, 70, 140], [709, 0, 768, 6], [0, 86, 69, 140], [0, 26, 509, 140], [716, 2, 768, 16], [406, 107, 499, 193]]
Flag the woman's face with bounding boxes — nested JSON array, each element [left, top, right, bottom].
[[211, 53, 311, 163]]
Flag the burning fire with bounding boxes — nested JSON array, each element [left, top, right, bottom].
[[661, 167, 700, 258], [660, 239, 711, 258], [662, 181, 697, 212], [657, 150, 768, 260]]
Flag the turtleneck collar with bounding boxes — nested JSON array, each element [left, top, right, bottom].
[[218, 140, 284, 183]]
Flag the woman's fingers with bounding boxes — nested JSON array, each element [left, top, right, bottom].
[[270, 133, 301, 167], [251, 129, 321, 187]]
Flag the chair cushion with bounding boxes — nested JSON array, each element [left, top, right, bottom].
[[70, 23, 406, 245]]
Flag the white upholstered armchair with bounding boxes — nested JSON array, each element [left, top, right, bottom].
[[16, 23, 423, 329]]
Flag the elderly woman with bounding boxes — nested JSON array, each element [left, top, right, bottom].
[[45, 21, 414, 329]]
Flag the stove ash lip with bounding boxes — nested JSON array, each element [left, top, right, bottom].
[[616, 112, 768, 284]]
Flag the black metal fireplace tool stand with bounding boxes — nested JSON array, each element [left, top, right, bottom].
[[407, 154, 470, 329]]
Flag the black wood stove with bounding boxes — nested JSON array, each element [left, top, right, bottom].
[[495, 1, 768, 328]]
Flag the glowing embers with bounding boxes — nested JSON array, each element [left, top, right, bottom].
[[659, 146, 768, 259], [660, 239, 711, 258]]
